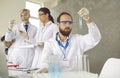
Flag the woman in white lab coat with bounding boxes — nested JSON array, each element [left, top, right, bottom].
[[31, 7, 58, 68], [36, 8, 101, 73], [5, 9, 37, 68]]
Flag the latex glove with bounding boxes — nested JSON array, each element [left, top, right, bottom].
[[78, 8, 90, 21], [8, 20, 15, 31]]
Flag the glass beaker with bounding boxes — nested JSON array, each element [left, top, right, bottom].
[[75, 54, 90, 72], [48, 55, 61, 78]]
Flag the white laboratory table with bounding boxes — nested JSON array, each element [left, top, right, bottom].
[[9, 70, 98, 78]]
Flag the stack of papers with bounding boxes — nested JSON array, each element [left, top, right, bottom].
[[9, 67, 39, 72]]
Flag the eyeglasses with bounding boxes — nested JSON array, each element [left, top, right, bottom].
[[39, 13, 46, 16], [59, 21, 73, 25]]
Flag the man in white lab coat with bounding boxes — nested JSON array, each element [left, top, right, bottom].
[[37, 8, 101, 73], [5, 9, 37, 68]]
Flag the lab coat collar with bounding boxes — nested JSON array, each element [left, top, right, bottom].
[[56, 32, 70, 43], [22, 21, 28, 24], [41, 21, 52, 28], [21, 22, 31, 27], [20, 22, 31, 32]]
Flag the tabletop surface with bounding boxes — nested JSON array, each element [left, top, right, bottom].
[[9, 70, 98, 78]]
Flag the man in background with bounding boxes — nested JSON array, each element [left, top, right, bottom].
[[5, 9, 37, 68]]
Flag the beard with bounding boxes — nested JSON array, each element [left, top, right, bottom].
[[59, 27, 72, 36]]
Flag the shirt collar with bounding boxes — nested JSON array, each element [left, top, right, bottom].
[[57, 33, 69, 43], [22, 22, 30, 26]]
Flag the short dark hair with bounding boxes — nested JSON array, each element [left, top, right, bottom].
[[38, 7, 54, 23], [1, 35, 5, 42], [57, 12, 73, 23]]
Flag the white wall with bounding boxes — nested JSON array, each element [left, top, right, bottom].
[[51, 0, 120, 74], [0, 0, 25, 51]]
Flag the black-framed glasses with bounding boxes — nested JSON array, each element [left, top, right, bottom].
[[59, 20, 73, 25], [39, 13, 46, 16]]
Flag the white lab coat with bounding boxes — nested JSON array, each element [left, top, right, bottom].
[[38, 22, 101, 71], [5, 22, 37, 68], [31, 21, 58, 68]]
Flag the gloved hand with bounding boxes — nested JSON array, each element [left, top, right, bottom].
[[8, 20, 15, 31], [78, 8, 90, 21]]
